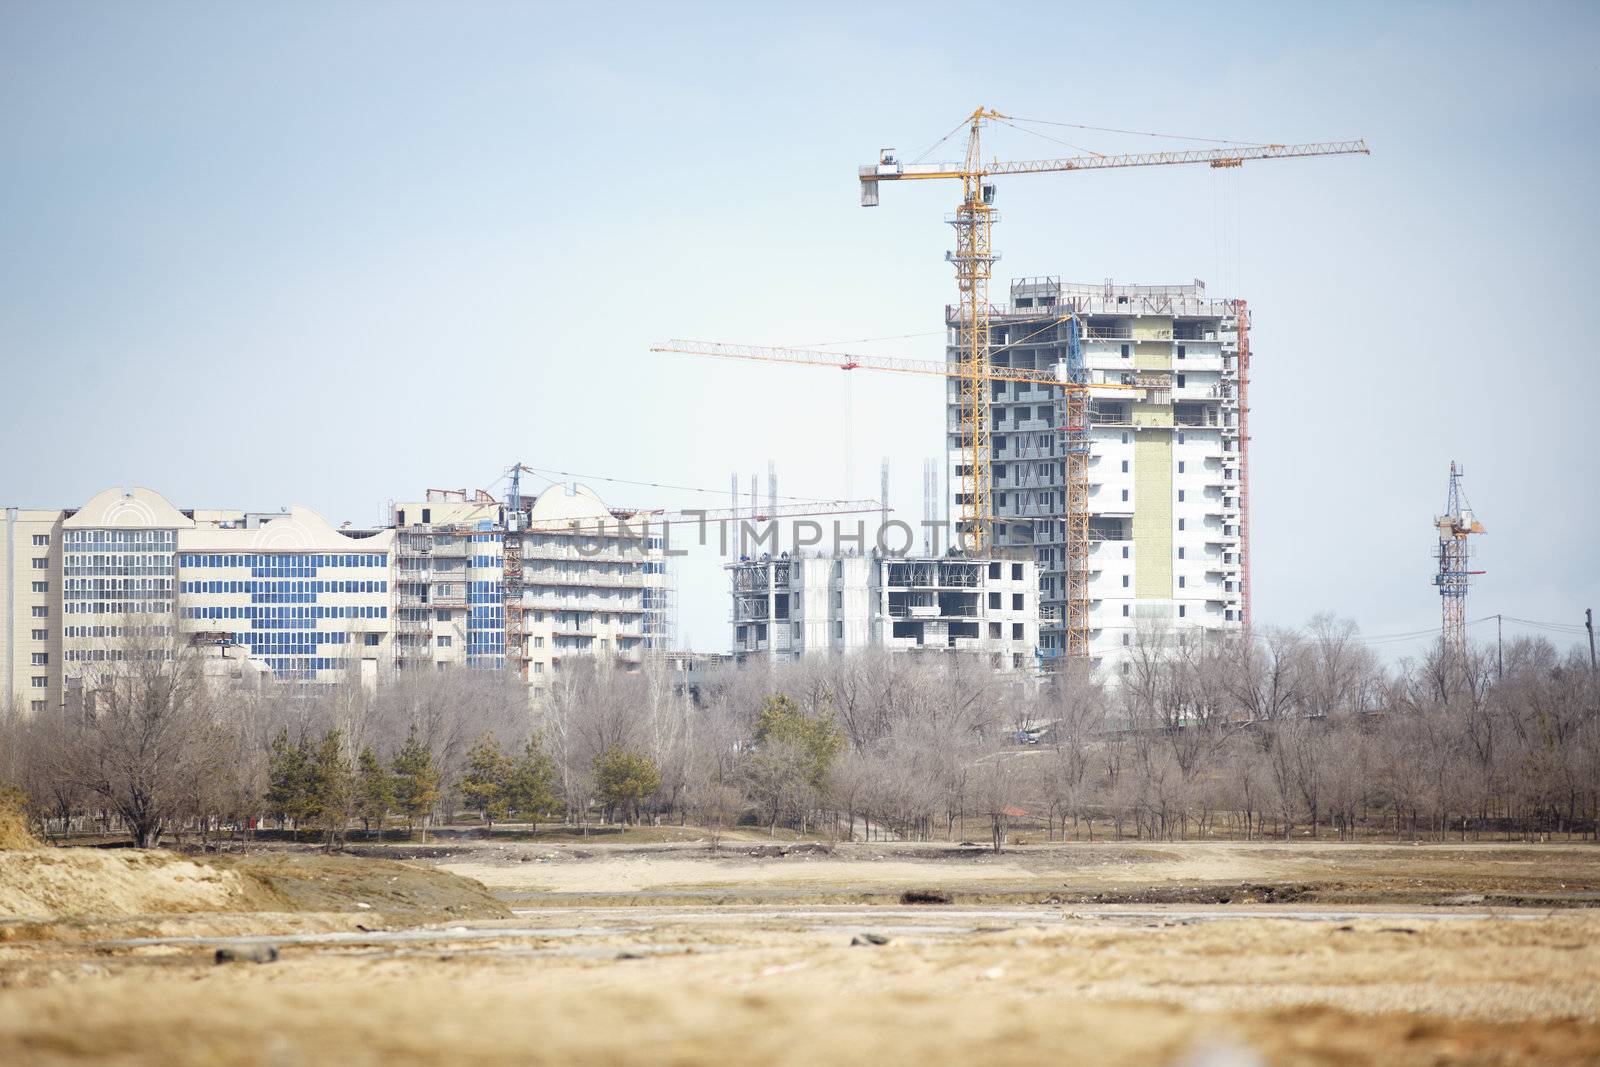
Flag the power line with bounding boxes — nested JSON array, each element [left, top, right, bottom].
[[519, 465, 841, 504]]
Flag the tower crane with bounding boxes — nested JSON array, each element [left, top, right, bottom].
[[1433, 461, 1485, 663], [661, 110, 1368, 668], [862, 108, 1368, 561]]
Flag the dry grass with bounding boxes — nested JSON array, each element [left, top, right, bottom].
[[0, 792, 35, 852]]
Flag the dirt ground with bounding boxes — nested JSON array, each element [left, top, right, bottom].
[[1, 837, 1597, 1066]]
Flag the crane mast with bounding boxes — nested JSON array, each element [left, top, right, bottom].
[[1433, 461, 1485, 663]]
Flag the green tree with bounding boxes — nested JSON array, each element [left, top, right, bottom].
[[354, 745, 394, 839], [504, 734, 561, 831], [460, 734, 511, 829], [391, 725, 441, 842], [754, 695, 845, 790], [592, 746, 660, 825], [306, 729, 353, 849], [265, 728, 314, 835]]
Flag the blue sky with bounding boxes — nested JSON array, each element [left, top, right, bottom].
[[3, 1, 1597, 656]]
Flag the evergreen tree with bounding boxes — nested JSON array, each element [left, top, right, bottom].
[[460, 733, 510, 829], [355, 745, 394, 839], [307, 729, 353, 848], [593, 746, 660, 825], [265, 727, 314, 835], [391, 725, 441, 841], [504, 733, 561, 831]]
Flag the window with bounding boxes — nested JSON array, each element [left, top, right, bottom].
[[1177, 433, 1185, 445], [1121, 432, 1129, 445], [1122, 545, 1129, 559], [31, 677, 47, 688], [988, 592, 1001, 609], [436, 635, 453, 647], [1179, 576, 1186, 589], [31, 582, 47, 594], [1178, 605, 1187, 618], [834, 620, 843, 641], [421, 508, 431, 524], [988, 562, 1001, 579], [1177, 490, 1185, 502], [32, 606, 47, 618], [1121, 662, 1130, 675], [435, 610, 451, 622], [1121, 575, 1130, 588], [532, 662, 544, 674], [533, 636, 545, 648], [363, 633, 381, 647], [1122, 604, 1130, 617], [1011, 622, 1024, 640], [1012, 593, 1024, 610], [1178, 461, 1185, 474], [1178, 548, 1185, 559], [1120, 344, 1130, 359], [32, 534, 49, 546], [1120, 489, 1129, 502], [1120, 459, 1129, 473], [1122, 633, 1130, 646], [1177, 345, 1186, 360], [1011, 563, 1023, 580], [31, 556, 47, 569], [1176, 374, 1186, 388], [1178, 518, 1186, 531], [988, 622, 1001, 639], [31, 629, 47, 641], [31, 653, 48, 665], [29, 700, 45, 713]]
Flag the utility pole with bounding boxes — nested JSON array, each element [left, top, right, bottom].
[[1496, 614, 1504, 681], [1586, 608, 1596, 673]]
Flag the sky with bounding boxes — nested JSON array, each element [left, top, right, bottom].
[[3, 1, 1597, 659]]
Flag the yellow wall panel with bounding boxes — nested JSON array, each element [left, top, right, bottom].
[[1133, 430, 1173, 598]]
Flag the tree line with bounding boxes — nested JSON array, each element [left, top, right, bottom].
[[1, 613, 1596, 848]]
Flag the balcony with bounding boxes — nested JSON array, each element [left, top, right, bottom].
[[522, 543, 650, 563], [526, 568, 648, 588]]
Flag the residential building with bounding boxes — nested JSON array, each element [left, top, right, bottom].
[[515, 483, 670, 698], [391, 495, 505, 673], [728, 550, 1038, 671], [950, 278, 1246, 677], [176, 506, 395, 687], [3, 507, 65, 713]]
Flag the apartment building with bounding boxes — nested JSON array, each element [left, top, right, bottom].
[[5, 481, 669, 712], [728, 551, 1038, 671], [391, 496, 505, 673], [176, 506, 395, 687], [518, 483, 669, 696], [3, 507, 64, 713], [948, 277, 1247, 677]]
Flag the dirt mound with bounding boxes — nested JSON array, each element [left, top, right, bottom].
[[0, 850, 262, 922], [0, 849, 508, 925]]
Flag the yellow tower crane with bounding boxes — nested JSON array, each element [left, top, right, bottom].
[[861, 108, 1369, 561]]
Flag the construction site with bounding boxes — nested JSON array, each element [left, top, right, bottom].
[[4, 6, 1598, 1067]]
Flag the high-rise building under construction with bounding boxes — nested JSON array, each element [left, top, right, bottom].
[[948, 277, 1249, 675]]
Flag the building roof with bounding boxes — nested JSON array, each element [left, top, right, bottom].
[[63, 487, 194, 529], [181, 505, 395, 551], [528, 483, 624, 531]]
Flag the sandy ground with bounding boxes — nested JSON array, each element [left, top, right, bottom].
[[1, 839, 1597, 1066], [434, 838, 1600, 906]]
